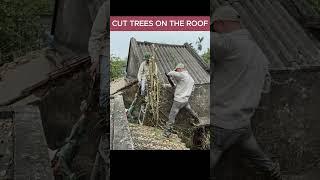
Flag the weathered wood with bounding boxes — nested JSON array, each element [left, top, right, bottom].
[[0, 56, 90, 106], [110, 80, 138, 95], [48, 56, 90, 79]]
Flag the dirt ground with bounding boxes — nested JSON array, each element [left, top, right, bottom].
[[129, 123, 189, 150]]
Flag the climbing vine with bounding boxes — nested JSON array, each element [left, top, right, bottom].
[[0, 0, 53, 65]]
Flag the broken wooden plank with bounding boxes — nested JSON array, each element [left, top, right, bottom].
[[110, 80, 138, 95], [0, 56, 90, 107]]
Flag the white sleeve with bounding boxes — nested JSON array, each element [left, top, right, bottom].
[[137, 62, 144, 81], [167, 71, 184, 80]]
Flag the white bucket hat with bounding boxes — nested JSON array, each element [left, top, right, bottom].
[[175, 63, 185, 70]]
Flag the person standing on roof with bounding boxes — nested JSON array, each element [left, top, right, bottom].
[[163, 63, 200, 138], [88, 1, 110, 179], [211, 5, 281, 180], [137, 52, 158, 96]]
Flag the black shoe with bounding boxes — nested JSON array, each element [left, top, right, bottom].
[[163, 131, 171, 138], [163, 127, 173, 138]]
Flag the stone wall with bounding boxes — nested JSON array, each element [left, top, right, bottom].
[[122, 83, 209, 121], [0, 106, 54, 180], [38, 69, 102, 179], [110, 95, 134, 150], [122, 83, 209, 148]]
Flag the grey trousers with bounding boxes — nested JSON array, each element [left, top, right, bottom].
[[211, 126, 281, 179], [166, 100, 198, 127]]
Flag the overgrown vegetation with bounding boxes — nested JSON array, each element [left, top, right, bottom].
[[308, 0, 320, 12], [201, 48, 210, 64], [111, 55, 126, 80], [0, 0, 53, 65], [189, 37, 210, 64]]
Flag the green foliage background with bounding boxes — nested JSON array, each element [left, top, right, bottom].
[[111, 56, 126, 80], [201, 48, 210, 64], [0, 0, 53, 64], [308, 0, 320, 12]]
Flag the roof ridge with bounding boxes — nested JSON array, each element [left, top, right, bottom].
[[136, 40, 186, 47]]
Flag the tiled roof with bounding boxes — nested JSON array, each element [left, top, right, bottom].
[[211, 0, 320, 70], [126, 38, 210, 84]]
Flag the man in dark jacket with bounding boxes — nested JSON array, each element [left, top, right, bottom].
[[211, 5, 281, 180]]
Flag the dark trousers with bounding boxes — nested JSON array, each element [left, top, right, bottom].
[[211, 126, 281, 180]]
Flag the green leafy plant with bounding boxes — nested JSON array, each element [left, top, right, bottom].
[[111, 55, 126, 80], [0, 0, 53, 64], [201, 48, 210, 64]]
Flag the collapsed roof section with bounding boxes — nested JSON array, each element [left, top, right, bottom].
[[211, 0, 320, 70], [126, 38, 210, 85]]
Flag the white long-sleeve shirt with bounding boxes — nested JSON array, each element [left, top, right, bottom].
[[212, 29, 270, 129], [137, 61, 158, 81], [168, 70, 195, 103]]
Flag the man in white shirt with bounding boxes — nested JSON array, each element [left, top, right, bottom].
[[163, 63, 199, 138], [211, 5, 281, 180], [127, 53, 158, 119], [137, 53, 158, 96]]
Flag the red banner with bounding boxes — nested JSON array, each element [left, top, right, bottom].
[[110, 16, 210, 31]]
